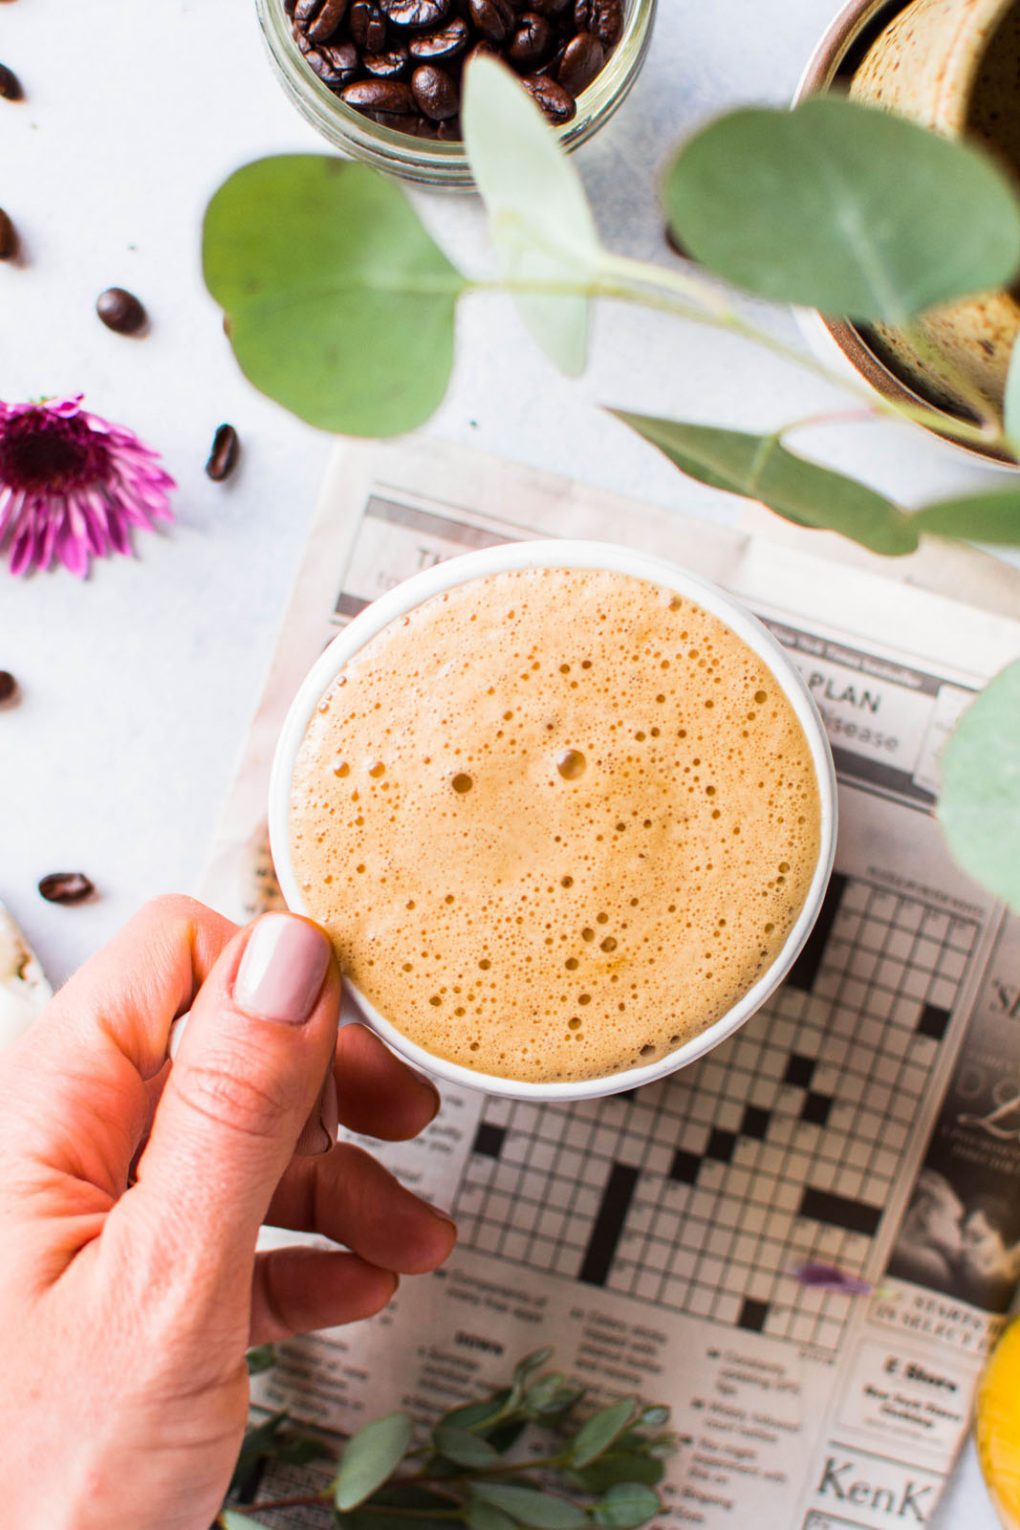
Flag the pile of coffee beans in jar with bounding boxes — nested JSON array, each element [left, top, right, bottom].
[[285, 0, 625, 139]]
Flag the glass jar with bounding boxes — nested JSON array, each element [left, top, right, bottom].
[[254, 0, 657, 189]]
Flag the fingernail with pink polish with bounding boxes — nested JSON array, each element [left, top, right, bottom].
[[234, 914, 331, 1025]]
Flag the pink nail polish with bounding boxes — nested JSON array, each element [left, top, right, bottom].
[[234, 914, 331, 1024]]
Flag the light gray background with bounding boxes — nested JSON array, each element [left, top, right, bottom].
[[0, 3, 1008, 1523]]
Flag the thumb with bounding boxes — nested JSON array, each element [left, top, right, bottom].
[[126, 913, 338, 1265]]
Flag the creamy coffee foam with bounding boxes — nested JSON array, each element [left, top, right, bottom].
[[289, 567, 821, 1082]]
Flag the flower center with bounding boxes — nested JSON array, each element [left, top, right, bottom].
[[0, 410, 110, 494]]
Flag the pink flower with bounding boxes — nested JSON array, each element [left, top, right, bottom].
[[0, 395, 174, 577]]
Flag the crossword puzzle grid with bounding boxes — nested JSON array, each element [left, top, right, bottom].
[[454, 874, 978, 1355]]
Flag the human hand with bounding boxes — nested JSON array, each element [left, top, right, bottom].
[[0, 896, 455, 1530]]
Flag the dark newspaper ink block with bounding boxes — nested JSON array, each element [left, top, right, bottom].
[[801, 1092, 834, 1128], [579, 1162, 640, 1287], [741, 1104, 771, 1140], [738, 1298, 769, 1333], [472, 1121, 506, 1159], [785, 872, 848, 992], [670, 1148, 702, 1184], [800, 1186, 882, 1237], [917, 1002, 951, 1041], [706, 1128, 737, 1164], [784, 1052, 817, 1089]]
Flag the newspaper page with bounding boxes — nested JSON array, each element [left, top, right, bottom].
[[203, 438, 1020, 1530]]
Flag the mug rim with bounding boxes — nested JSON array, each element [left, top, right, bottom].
[[268, 539, 838, 1102]]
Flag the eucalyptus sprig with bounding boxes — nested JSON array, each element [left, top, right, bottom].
[[221, 1348, 672, 1529]]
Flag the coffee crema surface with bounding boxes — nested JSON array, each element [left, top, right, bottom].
[[289, 568, 821, 1082]]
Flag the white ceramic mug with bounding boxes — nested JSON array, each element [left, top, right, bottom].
[[268, 540, 838, 1103]]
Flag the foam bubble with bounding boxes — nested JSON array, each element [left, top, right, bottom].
[[290, 567, 821, 1083]]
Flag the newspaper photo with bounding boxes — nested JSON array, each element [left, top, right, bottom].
[[203, 438, 1020, 1530]]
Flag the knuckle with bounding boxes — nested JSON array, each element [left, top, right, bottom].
[[171, 1052, 292, 1142]]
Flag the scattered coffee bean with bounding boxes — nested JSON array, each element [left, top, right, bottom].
[[468, 0, 514, 43], [0, 670, 17, 704], [509, 12, 553, 68], [408, 17, 468, 60], [96, 287, 147, 335], [349, 0, 386, 49], [287, 0, 617, 133], [364, 45, 410, 76], [573, 0, 622, 47], [206, 423, 240, 482], [411, 63, 459, 119], [342, 77, 416, 111], [0, 63, 22, 101], [558, 29, 603, 94], [0, 208, 17, 260], [38, 872, 95, 905], [381, 0, 449, 24], [521, 72, 576, 123]]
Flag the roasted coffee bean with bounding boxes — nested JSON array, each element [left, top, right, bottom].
[[408, 17, 468, 59], [206, 424, 240, 482], [349, 0, 387, 49], [536, 37, 567, 75], [528, 0, 570, 13], [39, 872, 94, 905], [0, 63, 22, 101], [342, 77, 417, 111], [381, 0, 449, 24], [464, 38, 499, 67], [0, 208, 17, 260], [96, 287, 147, 334], [364, 44, 410, 75], [468, 0, 514, 43], [509, 12, 552, 68], [284, 0, 299, 13], [411, 63, 459, 118], [365, 108, 426, 132], [573, 0, 621, 46], [558, 29, 603, 93], [0, 671, 17, 705], [521, 72, 575, 122], [295, 0, 349, 40], [304, 38, 360, 83]]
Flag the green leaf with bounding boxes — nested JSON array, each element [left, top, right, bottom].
[[444, 1390, 512, 1434], [568, 1456, 665, 1492], [433, 1423, 502, 1468], [275, 1432, 332, 1466], [937, 660, 1020, 911], [592, 1484, 661, 1530], [245, 1344, 276, 1376], [335, 1412, 413, 1511], [229, 1411, 288, 1494], [1002, 341, 1020, 452], [472, 1482, 589, 1530], [663, 96, 1020, 323], [220, 1514, 268, 1530], [468, 1502, 521, 1530], [636, 1406, 669, 1429], [912, 487, 1020, 544], [616, 412, 918, 555], [572, 1400, 639, 1468], [203, 155, 466, 436], [463, 57, 601, 375]]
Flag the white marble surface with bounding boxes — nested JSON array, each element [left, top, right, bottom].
[[0, 1, 1008, 1523]]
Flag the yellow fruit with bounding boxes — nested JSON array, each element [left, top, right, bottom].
[[977, 1316, 1020, 1529]]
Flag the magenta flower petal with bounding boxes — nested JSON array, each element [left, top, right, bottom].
[[0, 395, 175, 576]]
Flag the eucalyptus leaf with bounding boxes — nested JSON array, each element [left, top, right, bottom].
[[444, 1390, 512, 1434], [568, 1456, 665, 1492], [592, 1484, 661, 1530], [433, 1423, 503, 1468], [663, 96, 1020, 323], [937, 660, 1020, 911], [203, 156, 466, 436], [228, 1411, 288, 1495], [463, 57, 601, 375], [572, 1399, 639, 1468], [275, 1432, 332, 1466], [1002, 341, 1020, 453], [468, 1501, 521, 1530], [245, 1344, 276, 1376], [472, 1482, 589, 1529], [220, 1514, 268, 1530], [335, 1411, 413, 1511], [636, 1406, 669, 1429], [912, 487, 1020, 544], [615, 412, 918, 555]]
